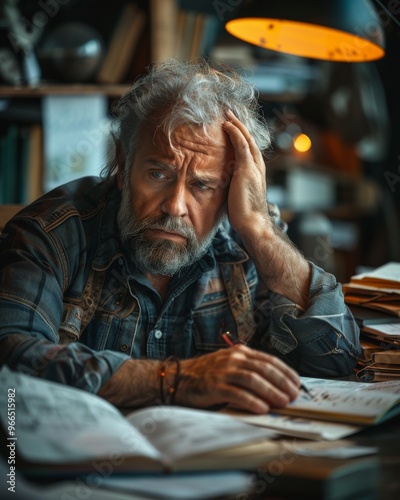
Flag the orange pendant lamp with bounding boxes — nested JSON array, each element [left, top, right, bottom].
[[225, 0, 385, 62]]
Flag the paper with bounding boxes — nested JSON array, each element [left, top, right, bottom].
[[102, 471, 252, 499], [0, 367, 275, 471], [300, 376, 400, 394], [227, 411, 360, 441], [226, 377, 400, 436], [274, 376, 400, 425], [294, 385, 394, 418], [364, 323, 400, 336], [352, 262, 400, 283], [125, 406, 277, 463], [0, 456, 142, 500], [42, 95, 110, 192], [0, 367, 159, 463], [295, 446, 378, 459]]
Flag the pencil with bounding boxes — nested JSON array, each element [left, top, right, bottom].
[[220, 331, 235, 347], [300, 383, 314, 399]]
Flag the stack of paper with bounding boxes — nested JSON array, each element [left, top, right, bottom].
[[356, 324, 400, 381], [343, 262, 400, 381], [342, 262, 400, 317]]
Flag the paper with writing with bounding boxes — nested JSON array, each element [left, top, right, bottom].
[[274, 376, 400, 425]]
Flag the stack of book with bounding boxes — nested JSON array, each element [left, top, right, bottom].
[[343, 262, 400, 381]]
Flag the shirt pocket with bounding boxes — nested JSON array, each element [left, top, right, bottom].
[[60, 300, 116, 351], [88, 290, 138, 351], [192, 293, 238, 352]]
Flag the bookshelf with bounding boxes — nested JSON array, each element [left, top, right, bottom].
[[0, 0, 222, 207], [0, 84, 130, 98]]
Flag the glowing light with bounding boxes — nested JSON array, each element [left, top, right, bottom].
[[225, 19, 384, 62], [293, 133, 312, 152]]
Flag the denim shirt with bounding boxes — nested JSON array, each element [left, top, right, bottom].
[[0, 177, 361, 393]]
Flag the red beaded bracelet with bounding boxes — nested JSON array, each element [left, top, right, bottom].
[[159, 356, 181, 405]]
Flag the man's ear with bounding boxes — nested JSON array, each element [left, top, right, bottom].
[[116, 141, 126, 190]]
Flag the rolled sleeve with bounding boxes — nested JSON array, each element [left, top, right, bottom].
[[267, 263, 362, 377]]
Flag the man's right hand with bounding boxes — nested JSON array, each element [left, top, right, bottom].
[[176, 345, 300, 413], [99, 346, 301, 414]]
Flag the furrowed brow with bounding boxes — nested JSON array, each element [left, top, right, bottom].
[[148, 160, 175, 170], [190, 171, 224, 187]]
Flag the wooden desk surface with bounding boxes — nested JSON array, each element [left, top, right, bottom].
[[247, 417, 400, 500]]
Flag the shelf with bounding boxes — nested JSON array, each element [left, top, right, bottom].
[[0, 84, 130, 98]]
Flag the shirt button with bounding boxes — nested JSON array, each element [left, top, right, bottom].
[[154, 329, 163, 339], [120, 343, 129, 352]]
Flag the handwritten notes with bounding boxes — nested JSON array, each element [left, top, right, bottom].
[[273, 376, 400, 425]]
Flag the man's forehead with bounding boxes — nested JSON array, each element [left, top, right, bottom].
[[141, 119, 229, 149]]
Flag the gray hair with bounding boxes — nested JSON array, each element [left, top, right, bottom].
[[102, 58, 271, 180]]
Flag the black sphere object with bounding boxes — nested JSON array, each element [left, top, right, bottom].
[[38, 22, 104, 83]]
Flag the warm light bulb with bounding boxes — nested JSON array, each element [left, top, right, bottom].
[[293, 133, 312, 152]]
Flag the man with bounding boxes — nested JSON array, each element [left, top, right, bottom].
[[0, 60, 361, 413]]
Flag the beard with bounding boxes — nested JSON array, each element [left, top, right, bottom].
[[117, 182, 226, 276]]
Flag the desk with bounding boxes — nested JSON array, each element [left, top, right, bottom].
[[249, 418, 400, 500], [2, 364, 399, 500], [4, 419, 399, 500], [351, 419, 400, 500]]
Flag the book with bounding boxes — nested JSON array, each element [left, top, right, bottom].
[[348, 262, 400, 290], [190, 13, 206, 61], [359, 321, 400, 356], [355, 330, 400, 384], [101, 453, 380, 500], [150, 0, 178, 63], [175, 0, 221, 61], [0, 366, 290, 477], [356, 369, 400, 382], [228, 377, 400, 431], [348, 304, 400, 326], [359, 337, 400, 364], [343, 289, 400, 317], [254, 454, 379, 500], [25, 124, 43, 203], [0, 125, 18, 203], [14, 124, 43, 205], [362, 322, 400, 342], [175, 9, 196, 61], [96, 2, 147, 84], [343, 262, 400, 317], [274, 376, 400, 425], [198, 14, 221, 58], [12, 126, 27, 204]]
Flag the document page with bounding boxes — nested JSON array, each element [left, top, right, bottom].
[[0, 367, 160, 463], [275, 377, 400, 424], [126, 406, 276, 463], [226, 411, 361, 440]]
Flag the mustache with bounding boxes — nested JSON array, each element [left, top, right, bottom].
[[128, 214, 196, 240]]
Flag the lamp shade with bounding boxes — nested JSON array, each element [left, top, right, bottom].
[[225, 0, 385, 62]]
